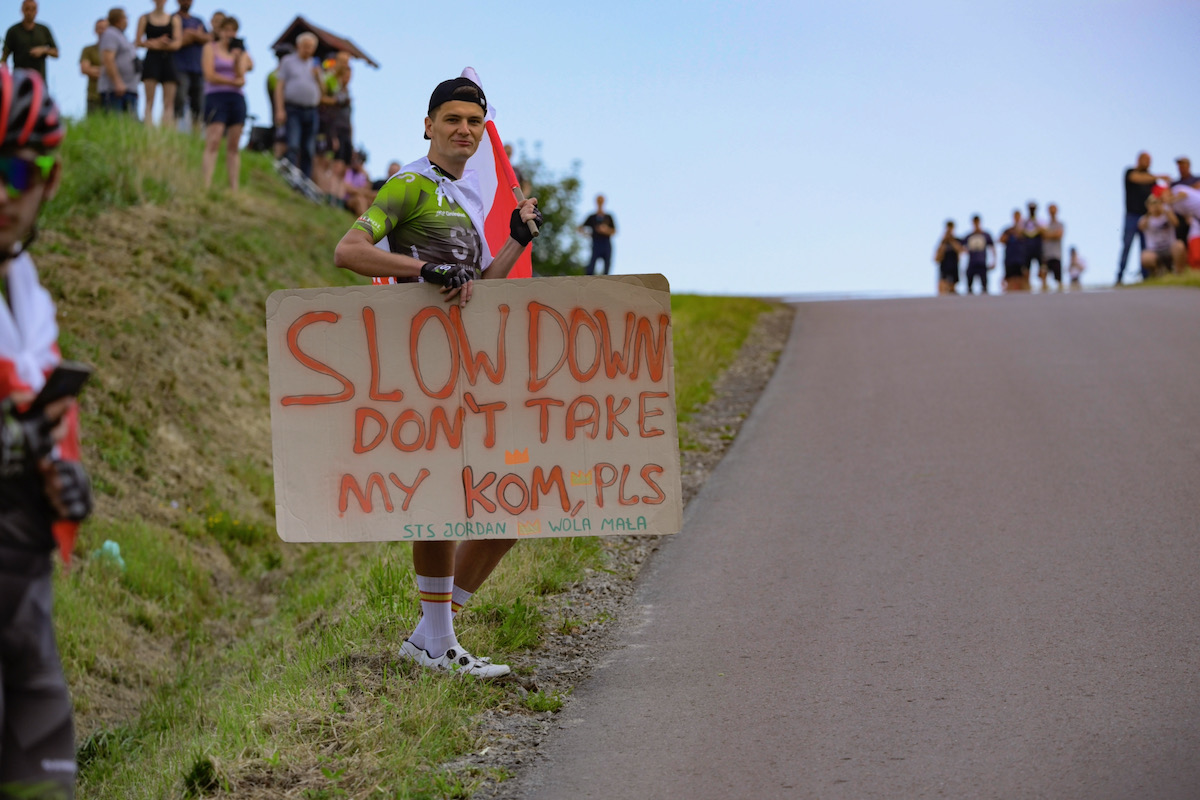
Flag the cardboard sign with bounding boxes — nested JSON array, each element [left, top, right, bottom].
[[265, 275, 681, 543]]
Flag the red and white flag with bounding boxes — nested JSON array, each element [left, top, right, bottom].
[[462, 67, 533, 279]]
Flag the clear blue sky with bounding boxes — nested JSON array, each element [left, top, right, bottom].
[[24, 0, 1200, 296]]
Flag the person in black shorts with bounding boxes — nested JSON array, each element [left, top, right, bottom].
[[934, 219, 962, 295], [961, 215, 995, 295], [135, 0, 182, 127], [0, 66, 95, 800], [999, 209, 1028, 292]]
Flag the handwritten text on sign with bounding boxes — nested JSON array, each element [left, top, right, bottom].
[[265, 275, 681, 542]]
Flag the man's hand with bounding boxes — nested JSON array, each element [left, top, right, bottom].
[[420, 262, 476, 289], [41, 459, 93, 522], [510, 199, 543, 246]]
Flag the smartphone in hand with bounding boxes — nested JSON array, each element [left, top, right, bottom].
[[23, 360, 93, 417]]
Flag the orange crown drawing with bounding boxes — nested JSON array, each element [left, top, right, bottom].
[[570, 470, 593, 486], [517, 520, 541, 536], [505, 448, 529, 465]]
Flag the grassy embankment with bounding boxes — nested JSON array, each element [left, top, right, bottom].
[[39, 115, 774, 799], [1140, 271, 1200, 289]]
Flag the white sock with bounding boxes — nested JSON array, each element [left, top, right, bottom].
[[451, 585, 473, 617], [408, 575, 456, 657]]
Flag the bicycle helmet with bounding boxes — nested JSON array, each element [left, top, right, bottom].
[[0, 66, 65, 152]]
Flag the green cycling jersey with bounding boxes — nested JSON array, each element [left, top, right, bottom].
[[351, 162, 484, 283]]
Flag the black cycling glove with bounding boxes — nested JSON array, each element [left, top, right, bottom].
[[510, 206, 543, 247], [50, 459, 93, 522], [420, 263, 476, 289]]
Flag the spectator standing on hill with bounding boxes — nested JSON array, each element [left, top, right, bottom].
[[1068, 247, 1086, 289], [579, 194, 616, 275], [933, 219, 962, 295], [1000, 209, 1028, 292], [1118, 152, 1171, 285], [79, 18, 108, 117], [1138, 195, 1180, 278], [200, 14, 250, 192], [136, 0, 182, 128], [98, 7, 138, 116], [961, 215, 994, 295], [341, 150, 372, 215], [172, 0, 209, 131], [274, 32, 321, 180], [1021, 201, 1043, 289], [1040, 203, 1065, 291], [318, 51, 353, 200], [1170, 156, 1197, 249], [2, 1, 56, 79], [333, 76, 542, 679], [0, 65, 94, 800]]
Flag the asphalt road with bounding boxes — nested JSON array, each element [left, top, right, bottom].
[[516, 289, 1200, 800]]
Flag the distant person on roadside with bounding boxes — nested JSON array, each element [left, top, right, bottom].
[[1021, 201, 1044, 290], [274, 32, 321, 179], [318, 51, 353, 200], [98, 7, 138, 116], [933, 219, 962, 295], [200, 14, 250, 192], [1170, 156, 1197, 250], [1040, 203, 1065, 291], [579, 194, 616, 275], [2, 1, 56, 79], [172, 0, 209, 131], [1068, 247, 1086, 289], [341, 150, 373, 215], [79, 17, 108, 117], [370, 159, 401, 191], [1117, 152, 1172, 285], [333, 76, 542, 680], [1138, 195, 1181, 278], [0, 65, 94, 800], [1165, 180, 1200, 271], [208, 9, 223, 34], [135, 0, 181, 128], [961, 215, 995, 295], [999, 209, 1028, 292]]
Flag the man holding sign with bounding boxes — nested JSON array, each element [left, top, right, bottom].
[[333, 76, 541, 678]]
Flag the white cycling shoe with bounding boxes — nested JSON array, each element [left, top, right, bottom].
[[399, 639, 511, 679]]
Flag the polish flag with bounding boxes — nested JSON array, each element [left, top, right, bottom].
[[462, 67, 533, 279]]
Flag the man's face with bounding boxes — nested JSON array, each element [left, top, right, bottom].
[[178, 0, 191, 12], [596, 194, 605, 210], [387, 161, 401, 175], [113, 11, 127, 31], [1012, 211, 1021, 224], [95, 19, 108, 37], [1178, 159, 1191, 176], [21, 1, 35, 23], [972, 218, 982, 231], [297, 38, 317, 59], [1027, 204, 1037, 218], [0, 148, 59, 256], [1137, 152, 1151, 170], [425, 100, 485, 164], [1048, 204, 1058, 218]]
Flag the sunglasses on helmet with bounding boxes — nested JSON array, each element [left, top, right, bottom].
[[0, 155, 56, 198]]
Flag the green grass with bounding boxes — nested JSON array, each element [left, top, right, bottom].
[[1139, 271, 1200, 289], [671, 294, 775, 420], [38, 119, 779, 799]]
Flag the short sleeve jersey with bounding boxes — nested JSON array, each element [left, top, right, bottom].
[[351, 167, 484, 284], [961, 230, 993, 268]]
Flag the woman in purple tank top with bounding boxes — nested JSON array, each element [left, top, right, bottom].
[[201, 16, 253, 192]]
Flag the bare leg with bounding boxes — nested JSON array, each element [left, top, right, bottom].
[[412, 541, 456, 578], [453, 539, 518, 593], [143, 80, 158, 127], [201, 123, 223, 188], [161, 83, 177, 129], [225, 124, 243, 192]]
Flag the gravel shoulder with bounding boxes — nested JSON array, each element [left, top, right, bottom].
[[454, 304, 795, 797]]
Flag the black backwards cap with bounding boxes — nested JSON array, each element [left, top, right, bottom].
[[424, 77, 487, 139]]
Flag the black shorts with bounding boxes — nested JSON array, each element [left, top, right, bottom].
[[1005, 262, 1025, 279], [141, 50, 177, 83], [1045, 258, 1062, 281], [939, 262, 959, 283], [203, 92, 247, 128]]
